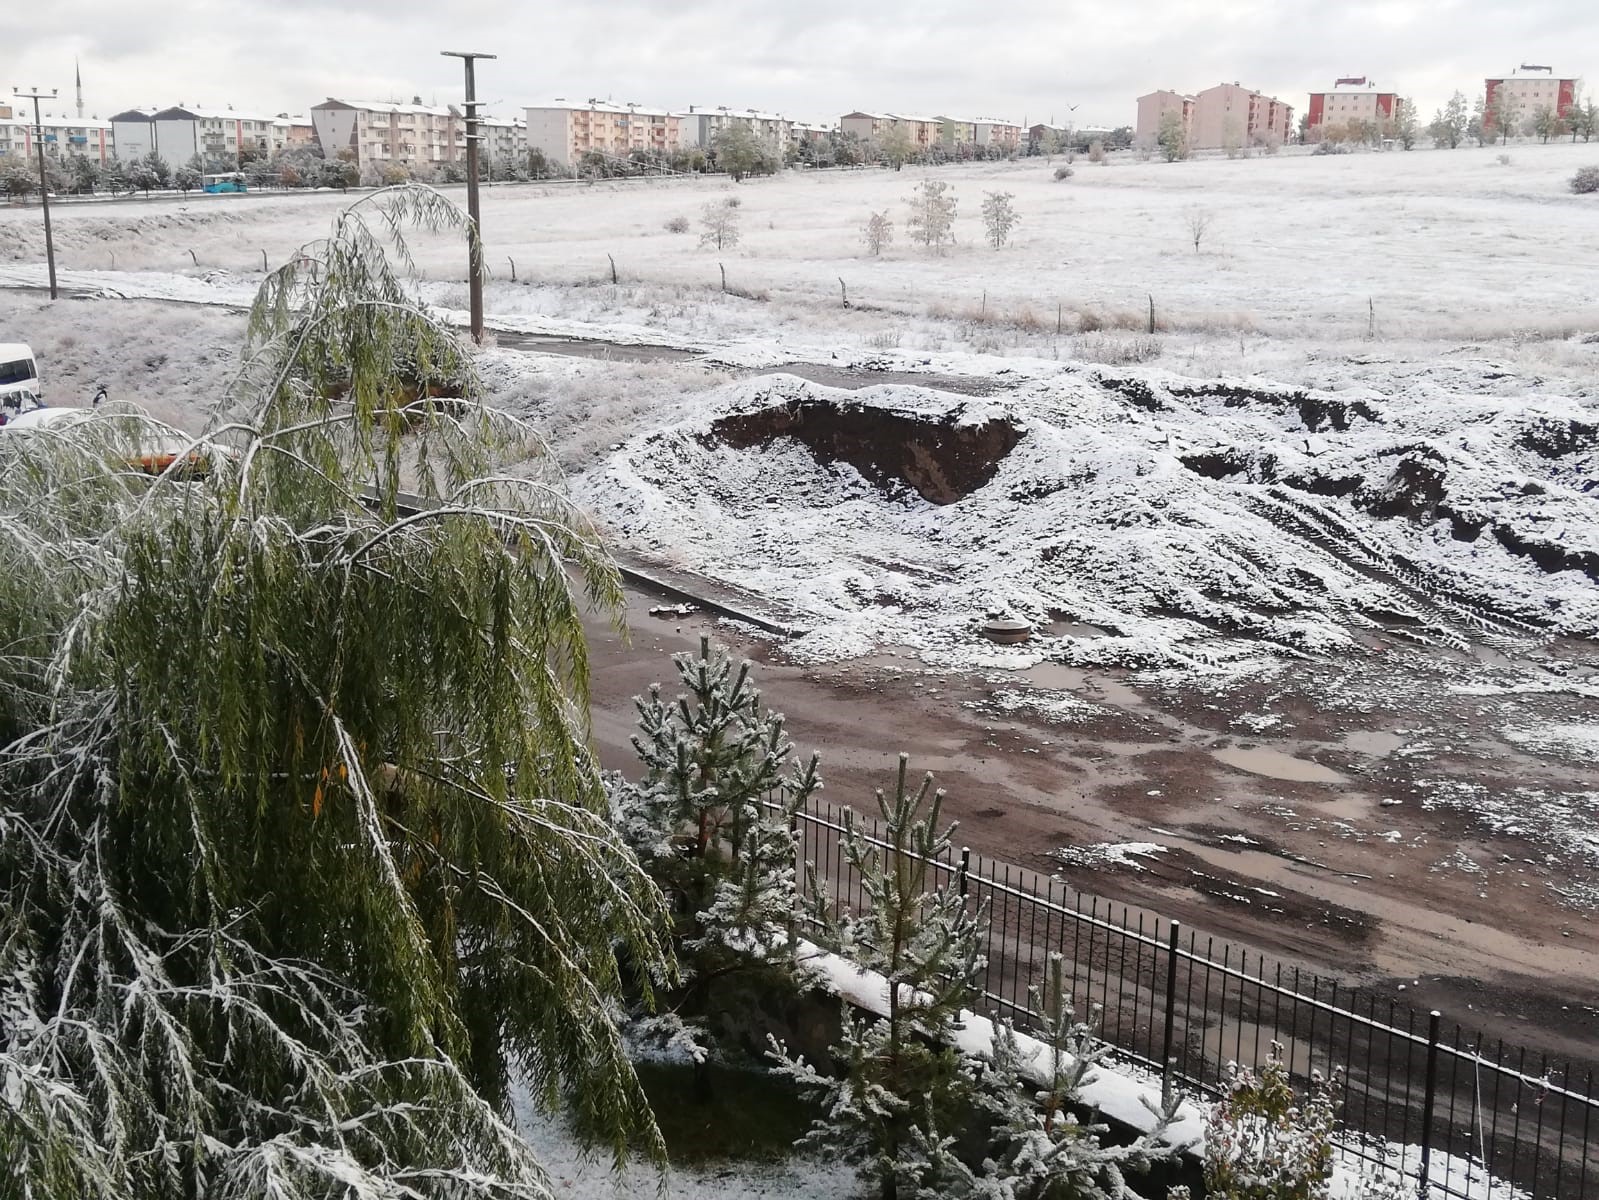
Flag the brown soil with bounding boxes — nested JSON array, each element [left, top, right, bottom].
[[585, 590, 1599, 1073], [710, 394, 1021, 504]]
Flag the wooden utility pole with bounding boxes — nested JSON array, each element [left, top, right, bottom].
[[441, 51, 496, 344], [15, 87, 59, 300]]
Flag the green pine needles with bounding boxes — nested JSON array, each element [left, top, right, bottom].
[[0, 185, 671, 1199]]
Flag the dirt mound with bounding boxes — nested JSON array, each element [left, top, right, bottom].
[[711, 397, 1022, 505]]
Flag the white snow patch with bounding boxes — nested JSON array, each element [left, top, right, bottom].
[[1052, 842, 1168, 870]]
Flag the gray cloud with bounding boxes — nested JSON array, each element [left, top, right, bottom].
[[7, 0, 1595, 129]]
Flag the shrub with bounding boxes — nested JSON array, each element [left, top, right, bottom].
[[1054, 165, 1074, 181], [1088, 140, 1105, 164], [1496, 153, 1513, 167], [723, 194, 741, 208], [664, 214, 691, 233], [1312, 141, 1348, 156], [1571, 166, 1599, 193]]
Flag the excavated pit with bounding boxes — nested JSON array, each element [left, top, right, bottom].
[[710, 399, 1023, 505]]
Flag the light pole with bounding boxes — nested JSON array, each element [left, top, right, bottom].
[[441, 50, 496, 345], [15, 87, 59, 300]]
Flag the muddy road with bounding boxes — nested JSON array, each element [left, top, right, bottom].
[[585, 587, 1599, 1071]]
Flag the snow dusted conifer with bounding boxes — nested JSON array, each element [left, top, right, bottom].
[[770, 755, 985, 1200], [0, 184, 674, 1198], [977, 953, 1179, 1199], [613, 636, 820, 964]]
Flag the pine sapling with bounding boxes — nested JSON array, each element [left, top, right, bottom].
[[769, 755, 985, 1200]]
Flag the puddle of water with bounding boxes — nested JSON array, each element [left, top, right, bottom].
[[1211, 746, 1347, 784], [1343, 730, 1408, 756], [1019, 663, 1144, 708], [1043, 620, 1110, 638]]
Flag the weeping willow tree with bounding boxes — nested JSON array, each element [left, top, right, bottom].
[[0, 186, 673, 1199]]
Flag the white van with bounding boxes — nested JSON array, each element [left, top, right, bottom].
[[0, 343, 41, 414]]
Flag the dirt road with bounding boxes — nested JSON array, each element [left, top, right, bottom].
[[586, 587, 1599, 1070]]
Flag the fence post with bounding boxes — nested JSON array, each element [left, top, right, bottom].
[[1161, 920, 1181, 1092], [1418, 1010, 1441, 1198], [957, 847, 971, 898]]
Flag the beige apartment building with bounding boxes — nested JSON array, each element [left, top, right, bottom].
[[524, 101, 680, 170], [1190, 83, 1293, 148], [1484, 66, 1579, 131], [840, 112, 940, 148], [1135, 90, 1194, 141], [311, 99, 465, 169], [973, 118, 1022, 148], [1306, 79, 1399, 138]]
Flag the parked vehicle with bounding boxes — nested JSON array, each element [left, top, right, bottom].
[[1, 385, 219, 479], [202, 174, 247, 194], [0, 342, 41, 414]]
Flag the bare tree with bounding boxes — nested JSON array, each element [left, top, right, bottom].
[[905, 178, 958, 254], [980, 191, 1020, 249], [699, 199, 741, 251], [1187, 208, 1215, 254], [861, 209, 894, 256]]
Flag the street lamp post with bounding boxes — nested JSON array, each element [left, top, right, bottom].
[[441, 50, 496, 345], [15, 87, 59, 300]]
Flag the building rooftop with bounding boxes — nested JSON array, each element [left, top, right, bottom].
[[529, 99, 675, 117], [316, 98, 459, 117]]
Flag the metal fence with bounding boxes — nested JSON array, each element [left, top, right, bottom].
[[788, 795, 1598, 1200]]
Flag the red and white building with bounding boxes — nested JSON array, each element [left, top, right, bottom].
[[1, 99, 113, 165], [1484, 66, 1579, 131], [1306, 78, 1399, 139]]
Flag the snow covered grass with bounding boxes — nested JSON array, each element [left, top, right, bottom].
[[6, 142, 1599, 356]]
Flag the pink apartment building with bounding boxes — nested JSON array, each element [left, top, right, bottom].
[[1137, 83, 1292, 149]]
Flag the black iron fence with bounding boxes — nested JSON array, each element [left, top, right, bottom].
[[787, 795, 1597, 1200]]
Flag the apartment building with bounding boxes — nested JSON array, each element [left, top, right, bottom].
[[937, 116, 978, 145], [677, 106, 794, 149], [479, 115, 527, 164], [1134, 90, 1194, 141], [840, 112, 941, 148], [1189, 83, 1293, 148], [0, 99, 114, 164], [973, 118, 1022, 148], [791, 121, 834, 145], [1306, 79, 1399, 137], [110, 106, 291, 165], [523, 100, 681, 170], [311, 98, 466, 169], [1485, 66, 1579, 129]]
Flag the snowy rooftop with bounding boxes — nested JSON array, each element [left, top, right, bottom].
[[529, 99, 675, 116], [1, 114, 113, 131], [319, 98, 458, 117]]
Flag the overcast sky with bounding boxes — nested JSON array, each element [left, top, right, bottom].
[[6, 0, 1594, 129]]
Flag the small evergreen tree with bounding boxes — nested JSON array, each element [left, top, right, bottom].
[[1429, 91, 1468, 148], [978, 954, 1180, 1199], [1157, 111, 1190, 162], [1394, 99, 1418, 150], [1532, 104, 1560, 143], [173, 164, 202, 192], [981, 191, 1020, 248], [0, 157, 36, 201], [770, 756, 985, 1200], [612, 637, 820, 966], [141, 150, 171, 188], [906, 178, 958, 253]]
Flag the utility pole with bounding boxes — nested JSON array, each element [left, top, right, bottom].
[[15, 87, 59, 300], [441, 50, 496, 344]]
